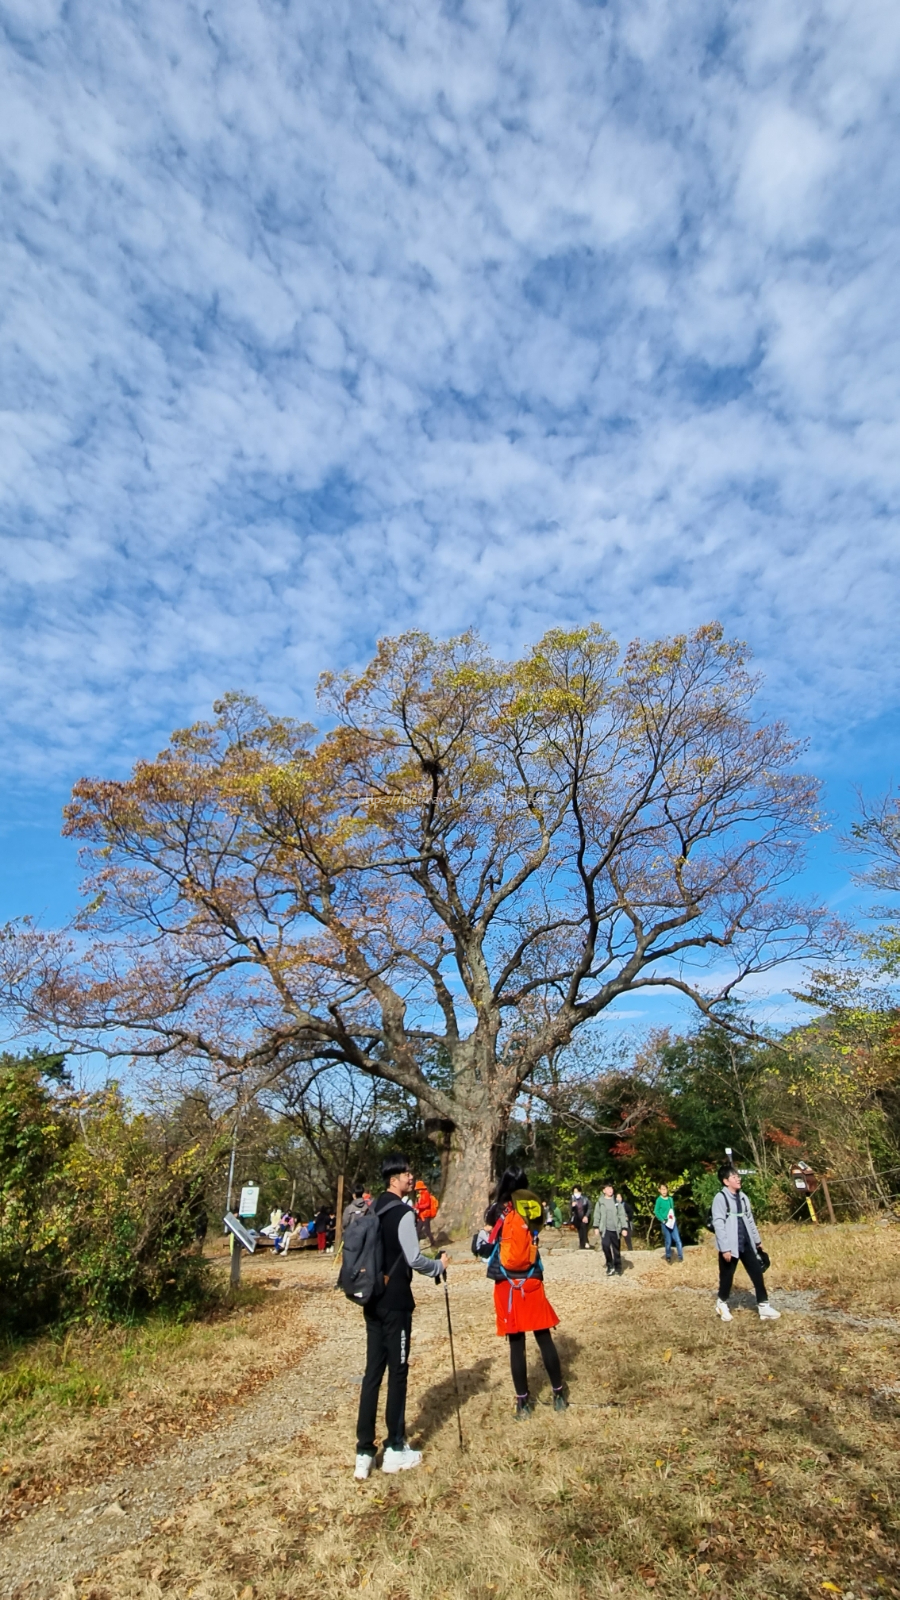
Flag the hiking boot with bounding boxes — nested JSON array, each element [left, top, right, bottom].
[[354, 1453, 373, 1480], [758, 1303, 781, 1321], [552, 1388, 569, 1412], [382, 1445, 422, 1473], [514, 1395, 534, 1421], [715, 1298, 733, 1322]]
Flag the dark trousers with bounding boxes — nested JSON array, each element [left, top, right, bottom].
[[601, 1230, 621, 1271], [508, 1329, 563, 1396], [356, 1303, 413, 1454], [576, 1218, 590, 1248], [718, 1246, 768, 1304]]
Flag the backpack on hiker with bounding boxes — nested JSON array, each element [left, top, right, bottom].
[[486, 1191, 543, 1284], [338, 1198, 407, 1306]]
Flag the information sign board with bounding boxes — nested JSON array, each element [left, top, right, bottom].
[[238, 1185, 259, 1217], [224, 1211, 256, 1252]]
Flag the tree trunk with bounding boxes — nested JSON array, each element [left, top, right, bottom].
[[430, 1113, 498, 1241]]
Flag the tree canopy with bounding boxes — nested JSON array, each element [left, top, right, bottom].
[[0, 622, 824, 1232]]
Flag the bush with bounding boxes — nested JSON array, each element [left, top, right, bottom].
[[690, 1167, 790, 1226], [0, 1052, 220, 1335]]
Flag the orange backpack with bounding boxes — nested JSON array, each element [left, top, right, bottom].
[[499, 1208, 539, 1273], [487, 1191, 543, 1281]]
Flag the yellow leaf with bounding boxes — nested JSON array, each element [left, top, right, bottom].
[[821, 1585, 842, 1593], [655, 1459, 664, 1468], [662, 1349, 672, 1363]]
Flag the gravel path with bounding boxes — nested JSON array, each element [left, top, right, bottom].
[[0, 1245, 684, 1597]]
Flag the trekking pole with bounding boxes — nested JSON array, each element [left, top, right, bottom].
[[441, 1270, 465, 1452]]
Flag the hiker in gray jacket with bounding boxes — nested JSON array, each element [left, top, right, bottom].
[[343, 1185, 371, 1231], [712, 1164, 779, 1323], [593, 1183, 627, 1276]]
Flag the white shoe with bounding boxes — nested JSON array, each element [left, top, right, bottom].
[[382, 1445, 422, 1474], [758, 1303, 781, 1320], [354, 1453, 373, 1480], [715, 1299, 733, 1322]]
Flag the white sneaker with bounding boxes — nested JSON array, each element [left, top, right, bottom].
[[382, 1445, 422, 1474], [715, 1299, 733, 1322], [354, 1453, 373, 1480], [758, 1303, 781, 1320]]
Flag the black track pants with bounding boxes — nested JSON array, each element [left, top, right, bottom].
[[508, 1328, 563, 1396], [718, 1246, 768, 1305], [601, 1230, 621, 1271], [576, 1218, 590, 1248], [356, 1303, 413, 1454]]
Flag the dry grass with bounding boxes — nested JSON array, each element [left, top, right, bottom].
[[0, 1267, 310, 1527], [50, 1223, 900, 1600]]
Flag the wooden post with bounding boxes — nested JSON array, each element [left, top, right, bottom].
[[335, 1173, 345, 1253], [820, 1175, 836, 1225]]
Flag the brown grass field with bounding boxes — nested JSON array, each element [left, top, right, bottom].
[[3, 1223, 900, 1600]]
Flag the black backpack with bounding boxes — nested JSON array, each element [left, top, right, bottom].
[[705, 1189, 737, 1233], [338, 1198, 407, 1306]]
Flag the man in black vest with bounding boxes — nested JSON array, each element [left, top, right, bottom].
[[355, 1153, 449, 1480]]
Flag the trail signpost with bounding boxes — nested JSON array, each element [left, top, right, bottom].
[[335, 1174, 345, 1254], [224, 1209, 256, 1287], [238, 1185, 259, 1218]]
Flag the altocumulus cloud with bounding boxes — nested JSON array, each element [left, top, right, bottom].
[[1, 0, 899, 777]]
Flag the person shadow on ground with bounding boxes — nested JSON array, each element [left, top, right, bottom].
[[724, 1287, 765, 1312], [407, 1356, 494, 1443]]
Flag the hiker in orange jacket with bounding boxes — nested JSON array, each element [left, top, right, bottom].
[[484, 1168, 568, 1419], [413, 1178, 439, 1245]]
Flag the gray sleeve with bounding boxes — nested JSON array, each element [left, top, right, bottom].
[[397, 1208, 441, 1277], [711, 1191, 730, 1254]]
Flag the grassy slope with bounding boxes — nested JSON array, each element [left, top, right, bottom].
[[4, 1225, 900, 1599], [0, 1277, 309, 1529], [72, 1226, 900, 1600]]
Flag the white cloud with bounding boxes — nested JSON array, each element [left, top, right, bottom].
[[0, 0, 898, 789]]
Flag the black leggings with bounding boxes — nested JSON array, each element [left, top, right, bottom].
[[508, 1329, 563, 1396]]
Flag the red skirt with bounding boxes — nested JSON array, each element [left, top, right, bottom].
[[494, 1276, 559, 1336]]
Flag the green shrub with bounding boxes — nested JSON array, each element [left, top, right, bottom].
[[0, 1051, 219, 1335], [690, 1166, 789, 1225]]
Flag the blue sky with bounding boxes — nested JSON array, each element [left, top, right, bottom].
[[2, 0, 899, 1031]]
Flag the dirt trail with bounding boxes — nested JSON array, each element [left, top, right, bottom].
[[0, 1246, 669, 1597]]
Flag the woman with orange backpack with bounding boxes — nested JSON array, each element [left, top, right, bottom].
[[484, 1168, 568, 1419]]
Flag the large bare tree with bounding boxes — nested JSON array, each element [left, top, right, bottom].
[[1, 624, 824, 1233]]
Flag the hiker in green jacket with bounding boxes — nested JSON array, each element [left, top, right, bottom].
[[654, 1184, 684, 1263]]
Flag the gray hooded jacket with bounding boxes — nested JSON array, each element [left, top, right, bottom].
[[711, 1187, 761, 1256], [593, 1195, 627, 1234]]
